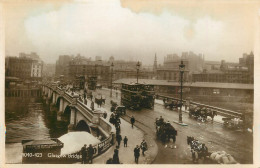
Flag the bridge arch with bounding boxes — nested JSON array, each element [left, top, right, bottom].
[[56, 96, 62, 108], [75, 120, 91, 133], [63, 105, 71, 123]]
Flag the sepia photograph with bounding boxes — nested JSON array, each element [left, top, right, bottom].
[[2, 0, 260, 166]]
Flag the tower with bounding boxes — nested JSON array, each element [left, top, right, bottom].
[[153, 53, 157, 73]]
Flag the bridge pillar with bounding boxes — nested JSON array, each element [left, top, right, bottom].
[[47, 89, 50, 99], [45, 87, 48, 96], [57, 98, 64, 121], [68, 106, 77, 132], [42, 86, 45, 95], [52, 92, 56, 105], [63, 101, 69, 112]]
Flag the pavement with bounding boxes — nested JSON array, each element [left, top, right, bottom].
[[77, 91, 158, 164]]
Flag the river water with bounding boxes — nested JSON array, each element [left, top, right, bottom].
[[5, 98, 70, 163], [5, 98, 69, 143]]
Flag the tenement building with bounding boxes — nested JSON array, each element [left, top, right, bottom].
[[68, 55, 110, 86], [55, 55, 74, 78], [5, 52, 43, 82], [156, 51, 204, 82], [192, 52, 254, 84]]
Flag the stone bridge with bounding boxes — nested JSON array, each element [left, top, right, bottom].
[[42, 82, 114, 138]]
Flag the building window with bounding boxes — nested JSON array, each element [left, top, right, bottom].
[[213, 89, 220, 94]]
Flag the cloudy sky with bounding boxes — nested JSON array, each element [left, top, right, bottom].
[[3, 0, 260, 64]]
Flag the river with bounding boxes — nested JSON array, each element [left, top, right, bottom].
[[5, 97, 69, 163]]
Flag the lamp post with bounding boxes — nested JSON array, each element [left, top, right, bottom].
[[136, 61, 140, 84], [179, 60, 185, 123], [110, 62, 114, 97]]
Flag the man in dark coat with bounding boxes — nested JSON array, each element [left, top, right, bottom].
[[123, 136, 128, 147], [113, 147, 120, 164], [87, 144, 95, 164], [116, 134, 122, 147], [81, 144, 87, 164], [134, 145, 140, 164], [140, 139, 148, 156], [91, 101, 95, 111], [130, 116, 135, 128]]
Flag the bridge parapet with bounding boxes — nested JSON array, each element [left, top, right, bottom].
[[157, 94, 242, 118], [45, 82, 115, 136]]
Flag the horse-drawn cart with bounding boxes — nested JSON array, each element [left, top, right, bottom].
[[189, 105, 217, 122], [222, 117, 244, 129], [163, 99, 182, 110], [155, 119, 177, 143]]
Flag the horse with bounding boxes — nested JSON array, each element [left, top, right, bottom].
[[172, 101, 183, 109], [205, 109, 217, 122]]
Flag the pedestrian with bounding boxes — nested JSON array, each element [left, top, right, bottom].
[[130, 116, 135, 128], [91, 101, 94, 111], [134, 145, 140, 164], [116, 118, 121, 126], [140, 139, 148, 156], [81, 144, 87, 164], [84, 97, 88, 105], [113, 147, 120, 164], [90, 94, 93, 101], [116, 125, 121, 134], [103, 111, 107, 119], [87, 144, 94, 164], [123, 136, 128, 147], [116, 134, 122, 148]]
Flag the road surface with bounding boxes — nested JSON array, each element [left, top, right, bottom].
[[94, 88, 253, 164]]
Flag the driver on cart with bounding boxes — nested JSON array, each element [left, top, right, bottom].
[[159, 116, 164, 125]]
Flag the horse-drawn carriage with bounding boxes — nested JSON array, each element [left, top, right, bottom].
[[187, 136, 237, 164], [189, 105, 217, 122], [95, 94, 105, 107], [222, 117, 244, 129], [163, 98, 182, 110], [187, 136, 209, 161], [155, 118, 177, 143], [110, 100, 126, 116], [222, 111, 253, 131]]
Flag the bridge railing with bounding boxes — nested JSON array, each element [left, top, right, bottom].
[[156, 94, 242, 118]]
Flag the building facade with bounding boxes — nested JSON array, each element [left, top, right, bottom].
[[192, 52, 254, 84], [55, 55, 74, 78], [156, 51, 204, 82], [6, 52, 43, 81], [68, 55, 110, 86]]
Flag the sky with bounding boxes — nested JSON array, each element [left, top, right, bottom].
[[3, 0, 260, 65]]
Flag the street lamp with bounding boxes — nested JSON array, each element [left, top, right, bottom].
[[179, 60, 185, 123], [110, 62, 114, 97], [136, 61, 141, 84]]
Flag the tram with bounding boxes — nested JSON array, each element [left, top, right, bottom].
[[88, 76, 97, 90], [74, 75, 85, 90], [121, 83, 155, 110]]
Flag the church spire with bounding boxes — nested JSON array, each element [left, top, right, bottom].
[[153, 53, 157, 73]]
